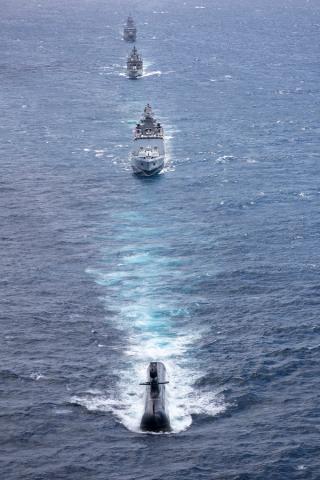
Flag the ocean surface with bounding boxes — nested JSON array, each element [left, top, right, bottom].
[[1, 0, 320, 478]]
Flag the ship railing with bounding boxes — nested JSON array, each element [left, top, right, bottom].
[[138, 151, 160, 158], [134, 133, 164, 139]]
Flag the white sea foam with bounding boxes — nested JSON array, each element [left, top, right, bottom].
[[160, 164, 176, 174], [143, 70, 162, 77], [81, 145, 225, 434], [72, 333, 225, 433], [30, 372, 45, 381], [85, 389, 103, 395], [71, 395, 120, 413], [216, 155, 235, 164], [54, 408, 72, 415]]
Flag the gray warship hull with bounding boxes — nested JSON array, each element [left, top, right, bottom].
[[132, 162, 164, 176], [123, 17, 136, 42], [131, 105, 165, 176], [131, 138, 165, 176], [123, 29, 136, 42], [127, 46, 143, 79], [128, 68, 143, 79]]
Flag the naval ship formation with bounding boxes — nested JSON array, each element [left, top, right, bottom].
[[122, 17, 165, 176], [120, 17, 170, 431]]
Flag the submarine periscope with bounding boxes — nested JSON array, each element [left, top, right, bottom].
[[140, 361, 171, 433]]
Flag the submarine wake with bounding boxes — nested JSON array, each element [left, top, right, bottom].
[[71, 329, 225, 434], [77, 211, 226, 433]]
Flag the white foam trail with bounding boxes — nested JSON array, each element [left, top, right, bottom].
[[75, 294, 225, 432], [162, 124, 179, 173], [81, 158, 225, 433], [30, 372, 45, 381], [143, 70, 162, 77], [216, 155, 235, 164], [119, 333, 225, 433]]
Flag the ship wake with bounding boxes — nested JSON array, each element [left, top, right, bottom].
[[78, 211, 225, 433]]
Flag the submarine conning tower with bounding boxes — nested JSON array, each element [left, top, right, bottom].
[[140, 361, 171, 433]]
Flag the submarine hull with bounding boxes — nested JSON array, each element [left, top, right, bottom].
[[140, 362, 171, 433], [140, 411, 170, 433]]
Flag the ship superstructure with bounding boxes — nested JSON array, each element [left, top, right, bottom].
[[123, 16, 137, 42], [131, 104, 165, 176], [127, 46, 143, 79]]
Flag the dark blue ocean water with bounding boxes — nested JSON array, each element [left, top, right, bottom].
[[1, 0, 320, 478]]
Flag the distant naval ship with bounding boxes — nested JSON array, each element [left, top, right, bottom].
[[127, 46, 143, 79], [131, 104, 165, 176], [123, 16, 137, 42]]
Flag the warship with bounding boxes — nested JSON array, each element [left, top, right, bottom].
[[123, 16, 136, 42], [127, 46, 143, 79], [140, 362, 171, 432], [131, 104, 165, 176]]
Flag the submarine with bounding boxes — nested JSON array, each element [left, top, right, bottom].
[[140, 362, 171, 433]]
